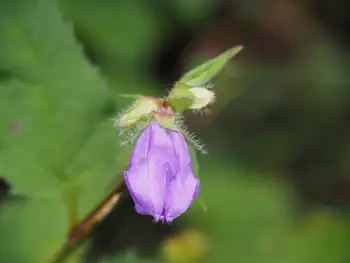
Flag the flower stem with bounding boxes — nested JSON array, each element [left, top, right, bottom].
[[47, 180, 126, 263]]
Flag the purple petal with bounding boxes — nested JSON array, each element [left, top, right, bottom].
[[164, 131, 200, 222], [125, 120, 200, 223], [128, 121, 152, 167], [147, 121, 173, 148], [169, 129, 193, 169], [129, 121, 174, 166], [164, 171, 200, 222], [125, 147, 177, 220]]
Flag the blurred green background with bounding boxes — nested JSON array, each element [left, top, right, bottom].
[[1, 0, 350, 262]]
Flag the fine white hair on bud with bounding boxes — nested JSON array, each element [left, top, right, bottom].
[[182, 127, 207, 155], [153, 108, 208, 155], [174, 113, 185, 128], [113, 96, 163, 143], [188, 86, 216, 110], [192, 108, 212, 116], [174, 121, 207, 155], [120, 119, 151, 146]]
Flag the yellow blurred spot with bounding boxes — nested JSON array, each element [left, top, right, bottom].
[[160, 229, 211, 263], [303, 211, 333, 232]]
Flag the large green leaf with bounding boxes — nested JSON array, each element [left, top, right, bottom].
[[0, 0, 119, 197], [0, 0, 122, 261], [59, 0, 161, 68], [0, 198, 67, 263]]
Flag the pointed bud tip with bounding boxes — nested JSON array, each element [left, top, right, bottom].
[[188, 87, 216, 110], [230, 45, 244, 53]]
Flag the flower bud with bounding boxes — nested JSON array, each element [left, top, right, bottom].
[[117, 97, 162, 127], [188, 87, 216, 110], [154, 107, 177, 131]]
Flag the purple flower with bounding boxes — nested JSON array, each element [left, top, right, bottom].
[[124, 121, 200, 223]]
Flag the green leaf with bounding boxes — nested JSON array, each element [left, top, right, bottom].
[[119, 94, 143, 99], [0, 198, 67, 263], [178, 45, 243, 87], [0, 0, 119, 197], [59, 0, 161, 68], [0, 0, 124, 261]]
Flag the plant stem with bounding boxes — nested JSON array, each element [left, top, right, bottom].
[[47, 180, 126, 263]]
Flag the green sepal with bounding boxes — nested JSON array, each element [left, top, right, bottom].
[[179, 45, 243, 86], [167, 82, 195, 113], [188, 144, 207, 212]]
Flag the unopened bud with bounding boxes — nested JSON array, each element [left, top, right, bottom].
[[117, 97, 162, 127], [188, 87, 216, 110]]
